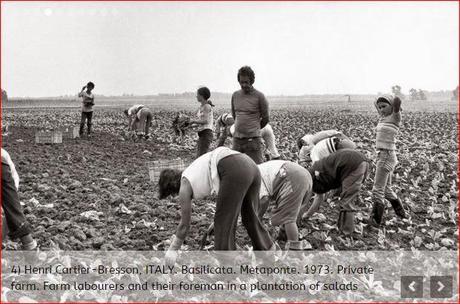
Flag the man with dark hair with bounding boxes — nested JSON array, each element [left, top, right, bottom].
[[231, 66, 269, 164]]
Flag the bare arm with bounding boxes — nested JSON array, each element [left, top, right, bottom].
[[215, 118, 224, 139], [301, 193, 325, 220], [217, 127, 229, 147], [190, 105, 211, 125], [78, 87, 86, 97], [259, 94, 269, 129], [298, 146, 312, 167], [393, 96, 402, 113], [231, 95, 236, 121], [175, 178, 193, 240], [128, 116, 138, 131]]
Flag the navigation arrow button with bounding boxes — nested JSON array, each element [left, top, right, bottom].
[[437, 281, 445, 292], [401, 276, 423, 298], [430, 276, 452, 298]]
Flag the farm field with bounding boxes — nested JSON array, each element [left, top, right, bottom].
[[1, 99, 458, 251]]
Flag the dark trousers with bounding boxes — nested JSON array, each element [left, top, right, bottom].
[[197, 129, 213, 157], [1, 163, 31, 239], [232, 137, 264, 164], [80, 111, 93, 135], [214, 154, 273, 250], [337, 161, 369, 235]]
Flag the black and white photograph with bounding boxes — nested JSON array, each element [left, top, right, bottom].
[[1, 1, 458, 303]]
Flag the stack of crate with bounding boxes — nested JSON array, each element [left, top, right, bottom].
[[35, 131, 63, 144], [148, 158, 187, 184]]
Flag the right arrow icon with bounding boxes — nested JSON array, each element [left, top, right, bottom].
[[437, 281, 445, 292], [430, 276, 453, 298]]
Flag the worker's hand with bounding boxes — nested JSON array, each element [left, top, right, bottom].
[[164, 249, 178, 265], [164, 234, 183, 265]]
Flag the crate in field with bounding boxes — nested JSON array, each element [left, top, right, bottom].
[[61, 126, 79, 139], [35, 131, 63, 144], [148, 158, 187, 183]]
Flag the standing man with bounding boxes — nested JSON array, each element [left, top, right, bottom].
[[231, 66, 269, 164], [78, 81, 95, 137]]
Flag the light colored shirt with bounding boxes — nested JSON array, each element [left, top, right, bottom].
[[311, 137, 338, 164], [197, 104, 213, 132], [260, 124, 280, 158], [182, 147, 239, 199], [216, 113, 232, 130], [257, 160, 288, 198], [128, 104, 145, 119], [78, 91, 94, 112], [1, 148, 19, 190], [376, 111, 401, 150], [311, 130, 340, 145], [298, 130, 340, 164]]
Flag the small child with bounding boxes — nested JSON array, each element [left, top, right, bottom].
[[189, 87, 214, 157], [368, 95, 406, 227], [1, 148, 37, 250], [78, 82, 95, 137]]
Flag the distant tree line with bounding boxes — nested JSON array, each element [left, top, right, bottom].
[[391, 85, 459, 101], [409, 88, 427, 101], [452, 85, 459, 101]]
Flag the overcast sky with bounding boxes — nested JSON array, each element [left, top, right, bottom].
[[1, 2, 458, 97]]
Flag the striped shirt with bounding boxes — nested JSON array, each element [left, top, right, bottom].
[[216, 113, 232, 128], [376, 112, 401, 150], [310, 137, 338, 163]]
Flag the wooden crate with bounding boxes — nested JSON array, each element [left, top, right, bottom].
[[148, 158, 187, 183], [35, 131, 63, 144], [61, 126, 79, 139]]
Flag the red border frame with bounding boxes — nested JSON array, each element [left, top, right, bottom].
[[0, 1, 458, 304]]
